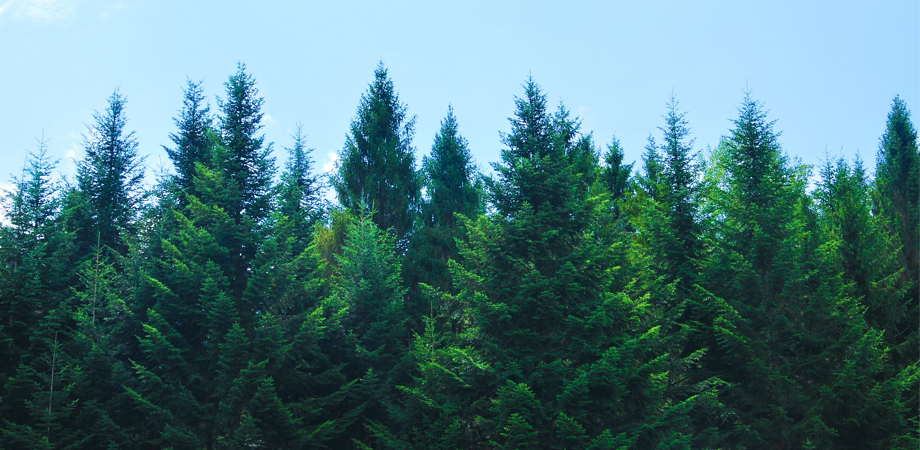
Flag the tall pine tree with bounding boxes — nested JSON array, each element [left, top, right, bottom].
[[332, 62, 420, 250], [75, 89, 145, 255]]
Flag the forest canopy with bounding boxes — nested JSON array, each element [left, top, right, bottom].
[[0, 62, 917, 450]]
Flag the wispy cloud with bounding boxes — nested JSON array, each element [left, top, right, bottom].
[[0, 1, 15, 17], [322, 151, 339, 173], [1, 0, 134, 24], [23, 0, 75, 22]]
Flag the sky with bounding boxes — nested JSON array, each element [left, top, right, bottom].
[[1, 0, 918, 199]]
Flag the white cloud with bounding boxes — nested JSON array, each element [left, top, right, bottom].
[[0, 1, 15, 17], [23, 0, 75, 22], [1, 0, 134, 24], [322, 151, 339, 173], [263, 113, 275, 123]]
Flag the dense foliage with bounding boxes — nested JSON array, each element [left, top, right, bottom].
[[0, 63, 916, 450]]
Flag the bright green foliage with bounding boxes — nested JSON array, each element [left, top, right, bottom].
[[75, 89, 145, 255], [0, 65, 915, 449], [333, 63, 420, 249], [696, 93, 915, 448], [307, 211, 410, 447]]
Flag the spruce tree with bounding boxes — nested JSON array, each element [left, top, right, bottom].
[[332, 63, 420, 249], [874, 96, 919, 366], [75, 89, 145, 255], [442, 79, 720, 448], [164, 79, 212, 203], [658, 96, 701, 293], [695, 93, 913, 448], [218, 62, 275, 225], [277, 123, 322, 255], [600, 136, 632, 218], [404, 106, 483, 330]]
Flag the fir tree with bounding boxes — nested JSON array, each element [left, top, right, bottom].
[[404, 106, 484, 330], [277, 123, 322, 255], [217, 62, 275, 225], [75, 89, 145, 255], [164, 78, 213, 203], [332, 62, 420, 249], [874, 96, 919, 366]]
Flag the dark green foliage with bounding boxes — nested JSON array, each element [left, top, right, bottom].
[[601, 136, 633, 217], [874, 96, 919, 367], [217, 62, 276, 224], [695, 93, 917, 449], [278, 123, 323, 255], [404, 107, 484, 331], [75, 89, 145, 255], [164, 78, 213, 203], [333, 63, 420, 249], [1, 65, 915, 450]]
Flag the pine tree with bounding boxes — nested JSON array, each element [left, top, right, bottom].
[[696, 93, 913, 448], [164, 79, 213, 203], [600, 136, 632, 218], [445, 79, 718, 447], [277, 123, 322, 255], [404, 107, 483, 330], [75, 89, 145, 255], [874, 96, 919, 367], [217, 62, 275, 225], [332, 62, 420, 249]]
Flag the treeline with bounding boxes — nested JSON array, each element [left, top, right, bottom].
[[0, 62, 917, 449]]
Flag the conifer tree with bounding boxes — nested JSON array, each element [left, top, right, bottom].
[[75, 89, 145, 255], [658, 96, 701, 292], [277, 123, 322, 254], [874, 96, 919, 366], [218, 63, 275, 225], [600, 136, 632, 217], [164, 79, 212, 202], [404, 107, 484, 329], [696, 93, 914, 448], [444, 79, 720, 448], [332, 63, 420, 249]]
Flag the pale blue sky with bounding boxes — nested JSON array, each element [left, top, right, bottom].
[[1, 0, 917, 195]]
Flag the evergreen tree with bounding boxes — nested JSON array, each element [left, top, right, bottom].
[[277, 123, 322, 255], [332, 63, 420, 249], [217, 62, 275, 225], [75, 89, 145, 255], [443, 79, 720, 448], [658, 96, 701, 293], [164, 79, 213, 203], [600, 136, 632, 218], [696, 93, 914, 448], [874, 96, 919, 366], [404, 106, 483, 330]]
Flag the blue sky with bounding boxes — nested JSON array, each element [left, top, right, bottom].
[[1, 0, 917, 197]]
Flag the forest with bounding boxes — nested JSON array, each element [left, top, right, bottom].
[[0, 62, 917, 450]]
